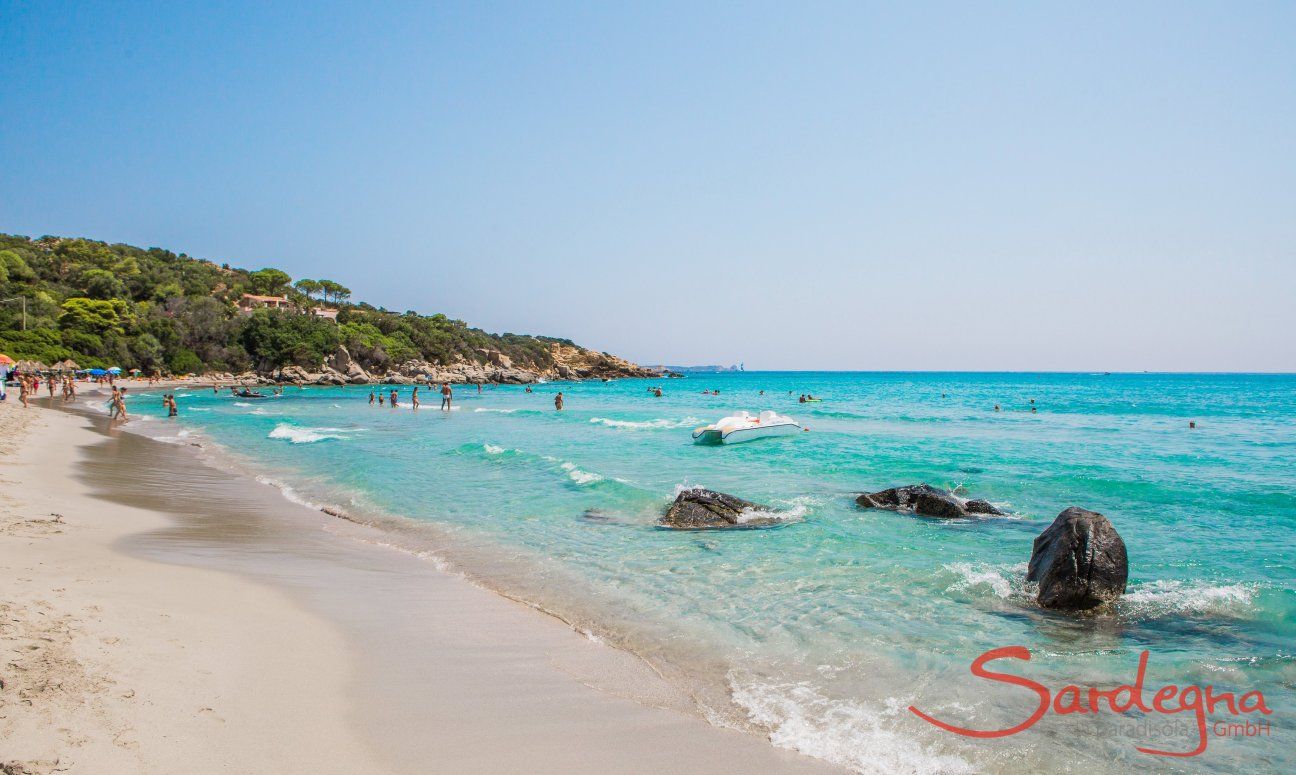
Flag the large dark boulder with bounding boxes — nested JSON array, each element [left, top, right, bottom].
[[1027, 507, 1128, 610], [856, 484, 1003, 519], [658, 488, 779, 529]]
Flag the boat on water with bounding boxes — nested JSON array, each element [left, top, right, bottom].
[[692, 410, 801, 445]]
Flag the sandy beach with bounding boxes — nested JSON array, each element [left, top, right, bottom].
[[0, 395, 836, 774]]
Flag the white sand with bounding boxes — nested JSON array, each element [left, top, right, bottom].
[[0, 399, 837, 774], [0, 401, 374, 773]]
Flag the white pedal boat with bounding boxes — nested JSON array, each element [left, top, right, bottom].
[[692, 411, 801, 445]]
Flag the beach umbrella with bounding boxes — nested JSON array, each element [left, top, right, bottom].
[[89, 368, 107, 376], [63, 359, 80, 370], [0, 353, 14, 366], [107, 366, 122, 374], [129, 368, 142, 374]]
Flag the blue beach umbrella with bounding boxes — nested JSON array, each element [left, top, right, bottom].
[[89, 368, 107, 376]]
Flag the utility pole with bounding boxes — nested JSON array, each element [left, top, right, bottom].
[[1, 296, 26, 330]]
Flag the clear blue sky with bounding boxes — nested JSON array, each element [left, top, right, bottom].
[[2, 1, 1293, 371]]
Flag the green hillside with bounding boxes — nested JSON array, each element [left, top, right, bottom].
[[0, 234, 570, 374]]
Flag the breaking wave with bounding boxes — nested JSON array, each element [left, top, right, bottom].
[[268, 423, 354, 444], [1119, 580, 1259, 618], [943, 562, 1029, 600]]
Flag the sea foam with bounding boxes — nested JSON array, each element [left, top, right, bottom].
[[728, 673, 974, 774], [267, 423, 350, 444]]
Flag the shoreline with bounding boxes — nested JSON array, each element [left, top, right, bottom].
[[0, 397, 838, 773]]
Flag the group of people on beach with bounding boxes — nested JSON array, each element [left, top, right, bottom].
[[7, 373, 79, 408]]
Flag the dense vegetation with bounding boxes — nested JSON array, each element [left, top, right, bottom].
[[0, 234, 570, 374]]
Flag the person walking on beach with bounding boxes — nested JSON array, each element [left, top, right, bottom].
[[47, 378, 56, 399], [411, 386, 420, 409], [554, 391, 564, 411], [19, 375, 31, 408], [108, 386, 121, 419], [440, 382, 452, 411]]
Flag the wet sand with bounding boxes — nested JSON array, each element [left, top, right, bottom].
[[0, 397, 837, 773]]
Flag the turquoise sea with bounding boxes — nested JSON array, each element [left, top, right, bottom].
[[121, 372, 1294, 773]]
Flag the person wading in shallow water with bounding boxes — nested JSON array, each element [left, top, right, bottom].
[[411, 385, 420, 409], [554, 391, 564, 411], [390, 389, 399, 407], [112, 388, 129, 422], [441, 382, 452, 411]]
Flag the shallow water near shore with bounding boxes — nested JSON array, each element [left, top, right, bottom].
[[118, 372, 1295, 773]]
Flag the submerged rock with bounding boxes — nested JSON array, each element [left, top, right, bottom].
[[658, 488, 779, 529], [855, 484, 1004, 518], [1027, 507, 1128, 610], [580, 508, 614, 523]]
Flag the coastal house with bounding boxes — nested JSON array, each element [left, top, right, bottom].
[[237, 294, 294, 314], [311, 307, 339, 322]]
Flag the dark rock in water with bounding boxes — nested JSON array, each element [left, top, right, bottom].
[[1027, 507, 1128, 610], [856, 483, 942, 510], [856, 484, 1006, 519], [658, 488, 777, 529], [964, 499, 1004, 516], [856, 484, 955, 517], [912, 489, 967, 518]]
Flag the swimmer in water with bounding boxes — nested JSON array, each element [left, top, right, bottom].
[[554, 392, 564, 411], [390, 390, 398, 407]]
